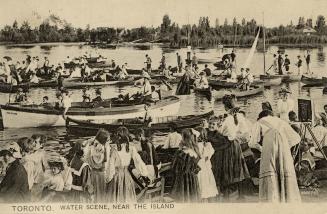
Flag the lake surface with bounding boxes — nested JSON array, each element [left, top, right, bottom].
[[0, 43, 326, 142]]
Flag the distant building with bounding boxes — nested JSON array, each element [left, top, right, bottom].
[[302, 27, 316, 35]]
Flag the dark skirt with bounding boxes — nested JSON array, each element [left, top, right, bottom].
[[211, 139, 250, 193]]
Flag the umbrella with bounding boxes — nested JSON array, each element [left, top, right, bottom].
[[3, 56, 12, 61]]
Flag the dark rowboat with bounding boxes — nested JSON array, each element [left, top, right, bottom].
[[65, 110, 214, 137], [0, 79, 58, 93], [194, 87, 212, 101], [213, 61, 226, 70], [214, 85, 264, 100], [301, 75, 325, 87]]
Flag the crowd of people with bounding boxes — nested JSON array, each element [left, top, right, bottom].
[[2, 86, 325, 204]]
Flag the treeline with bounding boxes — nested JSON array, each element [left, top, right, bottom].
[[1, 14, 327, 47]]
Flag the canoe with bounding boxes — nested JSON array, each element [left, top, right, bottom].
[[301, 75, 325, 87], [194, 87, 212, 101], [0, 79, 58, 93], [66, 110, 214, 137], [0, 96, 181, 128], [208, 77, 238, 89], [281, 74, 302, 82], [259, 75, 283, 86], [214, 85, 264, 100]]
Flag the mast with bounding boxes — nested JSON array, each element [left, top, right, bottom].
[[263, 12, 266, 73]]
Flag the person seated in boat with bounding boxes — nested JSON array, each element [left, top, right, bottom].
[[111, 60, 116, 68], [203, 64, 212, 77], [97, 55, 106, 63], [15, 88, 27, 103], [151, 86, 160, 102], [226, 67, 238, 83], [92, 88, 103, 103], [29, 73, 39, 84], [240, 68, 253, 91], [0, 63, 7, 82], [162, 66, 175, 79], [117, 64, 129, 80], [160, 123, 182, 149], [65, 56, 71, 64], [41, 96, 52, 108], [82, 87, 91, 102]]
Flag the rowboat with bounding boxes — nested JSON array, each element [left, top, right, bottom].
[[208, 79, 238, 89], [259, 75, 283, 86], [213, 85, 264, 100], [0, 79, 58, 93], [281, 74, 302, 82], [193, 87, 212, 101], [0, 96, 181, 128], [301, 75, 325, 87], [65, 110, 214, 137]]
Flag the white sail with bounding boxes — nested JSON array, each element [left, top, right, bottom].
[[242, 29, 260, 69]]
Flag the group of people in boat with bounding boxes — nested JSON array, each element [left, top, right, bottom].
[[268, 50, 312, 75], [3, 86, 321, 203]]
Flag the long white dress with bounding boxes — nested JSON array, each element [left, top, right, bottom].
[[249, 116, 301, 203], [197, 142, 218, 199], [276, 98, 294, 122]]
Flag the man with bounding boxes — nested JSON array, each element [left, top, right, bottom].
[[0, 142, 30, 202], [160, 54, 166, 70], [305, 50, 311, 74], [284, 54, 291, 72], [192, 52, 198, 68], [194, 72, 209, 89], [145, 54, 152, 73], [203, 64, 212, 77], [269, 54, 278, 74], [43, 57, 50, 75], [176, 52, 182, 72], [296, 55, 303, 75], [230, 50, 236, 63], [92, 88, 103, 103], [277, 52, 284, 75]]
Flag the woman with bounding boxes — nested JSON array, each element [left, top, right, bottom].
[[106, 127, 149, 203], [84, 129, 110, 202], [209, 95, 250, 199], [276, 88, 294, 122], [196, 127, 218, 201], [249, 110, 301, 202], [171, 128, 201, 202]]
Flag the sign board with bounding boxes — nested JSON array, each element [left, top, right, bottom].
[[298, 98, 313, 123]]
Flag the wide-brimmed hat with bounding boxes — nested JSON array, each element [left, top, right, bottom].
[[0, 141, 22, 159]]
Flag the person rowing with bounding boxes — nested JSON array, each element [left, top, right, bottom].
[[194, 72, 209, 89]]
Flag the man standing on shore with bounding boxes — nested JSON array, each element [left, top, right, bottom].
[[305, 50, 311, 74], [176, 53, 182, 72], [277, 52, 284, 75]]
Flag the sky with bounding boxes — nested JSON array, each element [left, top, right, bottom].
[[0, 0, 326, 29]]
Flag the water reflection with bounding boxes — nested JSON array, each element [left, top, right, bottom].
[[317, 47, 325, 63]]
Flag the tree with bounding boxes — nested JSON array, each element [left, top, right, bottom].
[[315, 15, 326, 34], [233, 17, 237, 26], [215, 18, 219, 28], [160, 14, 171, 35], [224, 18, 228, 26], [297, 16, 305, 29], [306, 18, 313, 28], [242, 18, 246, 26]]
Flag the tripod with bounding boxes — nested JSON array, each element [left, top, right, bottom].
[[295, 122, 327, 172]]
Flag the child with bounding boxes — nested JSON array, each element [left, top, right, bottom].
[[196, 127, 218, 201]]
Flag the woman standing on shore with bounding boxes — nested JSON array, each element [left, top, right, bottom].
[[208, 95, 250, 200], [106, 127, 149, 203], [249, 110, 301, 202], [84, 129, 110, 202], [171, 128, 201, 202]]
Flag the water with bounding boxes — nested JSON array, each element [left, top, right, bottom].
[[0, 43, 326, 142]]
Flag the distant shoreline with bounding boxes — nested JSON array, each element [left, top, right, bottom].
[[0, 41, 324, 49]]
